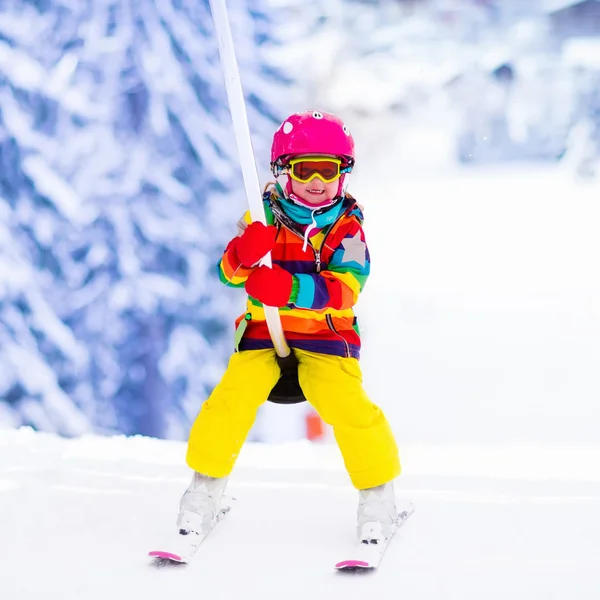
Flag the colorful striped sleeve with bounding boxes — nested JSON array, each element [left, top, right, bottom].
[[293, 222, 370, 311]]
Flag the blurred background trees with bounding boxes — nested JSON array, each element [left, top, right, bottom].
[[1, 0, 599, 439], [0, 0, 288, 438]]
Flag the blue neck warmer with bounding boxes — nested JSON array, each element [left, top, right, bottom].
[[278, 196, 344, 228]]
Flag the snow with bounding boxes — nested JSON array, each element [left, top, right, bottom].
[[341, 108, 600, 449], [5, 344, 90, 436], [1, 427, 599, 599], [0, 0, 282, 438], [20, 155, 90, 225], [543, 0, 592, 13], [562, 37, 600, 68]]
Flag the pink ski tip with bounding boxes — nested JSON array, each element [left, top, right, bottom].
[[149, 551, 184, 562], [335, 559, 370, 569]]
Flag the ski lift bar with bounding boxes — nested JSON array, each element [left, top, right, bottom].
[[208, 0, 290, 358]]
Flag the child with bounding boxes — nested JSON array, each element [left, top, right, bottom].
[[178, 110, 401, 542]]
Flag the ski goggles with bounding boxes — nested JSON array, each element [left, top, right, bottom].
[[287, 156, 342, 184]]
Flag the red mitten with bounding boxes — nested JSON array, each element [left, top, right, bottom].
[[245, 265, 293, 307], [235, 222, 278, 267]]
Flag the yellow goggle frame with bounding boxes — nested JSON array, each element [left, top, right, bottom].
[[287, 156, 342, 184]]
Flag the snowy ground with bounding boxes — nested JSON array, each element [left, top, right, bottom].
[[1, 427, 600, 599]]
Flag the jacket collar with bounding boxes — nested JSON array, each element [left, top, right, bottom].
[[266, 190, 358, 236]]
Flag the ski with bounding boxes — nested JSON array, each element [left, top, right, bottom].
[[335, 503, 415, 571], [149, 502, 232, 564]]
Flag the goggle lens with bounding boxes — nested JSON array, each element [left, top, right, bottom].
[[289, 158, 341, 183]]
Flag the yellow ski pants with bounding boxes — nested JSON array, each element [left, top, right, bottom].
[[186, 349, 401, 490]]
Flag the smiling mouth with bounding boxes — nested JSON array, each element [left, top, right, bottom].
[[307, 189, 324, 194]]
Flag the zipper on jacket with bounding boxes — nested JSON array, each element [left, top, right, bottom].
[[278, 223, 326, 274], [312, 224, 333, 273], [272, 197, 348, 274], [326, 314, 350, 358]]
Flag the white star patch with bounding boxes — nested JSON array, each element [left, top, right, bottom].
[[340, 232, 366, 267]]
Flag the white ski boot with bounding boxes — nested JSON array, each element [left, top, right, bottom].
[[177, 472, 229, 536], [356, 481, 398, 542], [149, 472, 230, 563], [335, 482, 412, 570]]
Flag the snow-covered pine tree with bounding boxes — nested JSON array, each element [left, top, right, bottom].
[[0, 0, 289, 438]]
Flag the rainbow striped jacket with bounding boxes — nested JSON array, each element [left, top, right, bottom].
[[218, 189, 370, 359]]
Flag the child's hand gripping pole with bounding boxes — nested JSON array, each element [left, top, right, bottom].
[[209, 0, 290, 358]]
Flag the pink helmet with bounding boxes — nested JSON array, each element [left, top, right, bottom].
[[270, 110, 355, 168]]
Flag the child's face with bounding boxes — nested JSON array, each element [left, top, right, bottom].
[[290, 176, 339, 205]]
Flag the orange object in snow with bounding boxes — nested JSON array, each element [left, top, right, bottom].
[[306, 410, 325, 441]]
